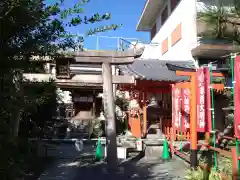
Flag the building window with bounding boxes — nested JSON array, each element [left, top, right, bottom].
[[171, 0, 181, 12], [161, 38, 168, 55], [171, 23, 182, 46], [161, 6, 168, 25], [150, 23, 156, 40]]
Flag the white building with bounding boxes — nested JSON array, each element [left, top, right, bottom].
[[137, 0, 238, 65]]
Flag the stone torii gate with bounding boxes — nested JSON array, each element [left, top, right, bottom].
[[56, 49, 143, 169]]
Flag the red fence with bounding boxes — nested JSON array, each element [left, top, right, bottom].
[[162, 119, 190, 141]]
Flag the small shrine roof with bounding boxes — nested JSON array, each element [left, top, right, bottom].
[[118, 59, 196, 82]]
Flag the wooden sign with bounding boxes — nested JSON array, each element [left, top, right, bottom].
[[56, 58, 73, 79], [73, 96, 93, 102], [196, 68, 206, 132]]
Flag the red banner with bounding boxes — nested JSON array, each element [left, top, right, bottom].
[[234, 56, 240, 138], [196, 68, 206, 132], [172, 86, 181, 130], [204, 67, 212, 132], [172, 85, 176, 129], [182, 88, 190, 130]]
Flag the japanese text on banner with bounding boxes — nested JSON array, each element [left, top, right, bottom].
[[182, 88, 190, 130], [197, 68, 205, 132], [174, 88, 181, 130]]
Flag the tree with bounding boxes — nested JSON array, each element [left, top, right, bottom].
[[0, 0, 122, 178], [0, 0, 122, 137], [198, 0, 240, 43]]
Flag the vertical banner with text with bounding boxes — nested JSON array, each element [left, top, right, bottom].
[[182, 88, 190, 131], [196, 68, 206, 132], [173, 87, 181, 130], [234, 56, 240, 137], [204, 67, 212, 132], [172, 85, 176, 130]]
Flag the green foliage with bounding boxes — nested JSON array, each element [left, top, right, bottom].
[[217, 156, 232, 179], [0, 0, 122, 135], [184, 155, 232, 180], [184, 167, 225, 180], [208, 169, 221, 180], [0, 138, 35, 179], [213, 77, 225, 84], [0, 0, 122, 178], [116, 96, 129, 111], [91, 120, 105, 138], [185, 167, 205, 180], [198, 1, 240, 43], [19, 81, 58, 138]]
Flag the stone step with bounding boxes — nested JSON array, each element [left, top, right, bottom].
[[145, 145, 163, 157]]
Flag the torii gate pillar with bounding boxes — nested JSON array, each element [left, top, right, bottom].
[[73, 50, 142, 170]]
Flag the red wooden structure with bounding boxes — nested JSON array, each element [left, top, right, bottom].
[[120, 56, 240, 178], [119, 60, 193, 138]]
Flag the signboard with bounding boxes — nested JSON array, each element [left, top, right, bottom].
[[73, 96, 93, 102], [172, 87, 181, 130], [182, 88, 190, 130], [56, 58, 71, 78], [204, 67, 212, 132], [196, 68, 206, 132], [234, 56, 240, 137]]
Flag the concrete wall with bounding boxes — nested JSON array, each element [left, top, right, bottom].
[[141, 0, 198, 61], [140, 0, 234, 61]]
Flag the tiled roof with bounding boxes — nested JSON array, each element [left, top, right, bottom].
[[118, 59, 196, 82]]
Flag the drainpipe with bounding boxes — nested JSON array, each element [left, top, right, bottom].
[[167, 0, 171, 16]]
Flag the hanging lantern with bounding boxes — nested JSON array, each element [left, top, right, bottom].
[[148, 95, 159, 108], [217, 54, 235, 88], [215, 67, 232, 88], [96, 111, 106, 121], [224, 71, 233, 88]]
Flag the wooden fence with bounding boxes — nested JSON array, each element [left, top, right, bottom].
[[162, 119, 190, 141]]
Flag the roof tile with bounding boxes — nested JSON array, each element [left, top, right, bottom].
[[118, 59, 196, 82]]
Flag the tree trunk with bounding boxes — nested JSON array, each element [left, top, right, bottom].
[[12, 110, 21, 137], [12, 71, 23, 137]]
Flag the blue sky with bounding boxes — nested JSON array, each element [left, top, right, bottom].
[[46, 0, 149, 50]]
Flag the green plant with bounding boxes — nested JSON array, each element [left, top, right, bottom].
[[0, 0, 122, 178], [185, 167, 205, 180], [217, 157, 232, 179], [90, 120, 105, 138], [184, 155, 232, 180], [208, 169, 221, 180], [198, 1, 240, 43]]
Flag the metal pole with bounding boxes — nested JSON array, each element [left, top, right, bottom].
[[102, 62, 117, 170], [96, 36, 99, 50]]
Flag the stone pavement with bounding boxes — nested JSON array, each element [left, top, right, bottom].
[[72, 157, 187, 180], [37, 143, 96, 180], [38, 143, 187, 180]]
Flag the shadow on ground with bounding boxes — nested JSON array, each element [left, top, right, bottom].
[[73, 153, 184, 180], [38, 143, 186, 180]]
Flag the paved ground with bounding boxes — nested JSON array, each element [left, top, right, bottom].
[[72, 158, 186, 180], [38, 143, 187, 180]]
